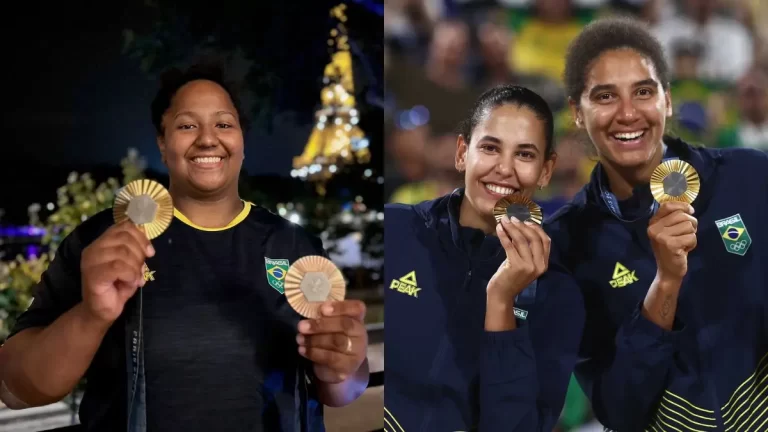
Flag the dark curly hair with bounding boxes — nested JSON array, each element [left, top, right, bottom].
[[458, 84, 555, 158], [564, 17, 670, 104], [150, 59, 248, 136]]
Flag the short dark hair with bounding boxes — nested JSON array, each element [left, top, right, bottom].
[[564, 17, 670, 104], [150, 60, 248, 136], [458, 84, 555, 157]]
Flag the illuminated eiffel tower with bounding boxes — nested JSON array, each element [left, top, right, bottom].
[[291, 3, 370, 195]]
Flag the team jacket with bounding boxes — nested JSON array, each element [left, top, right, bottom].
[[384, 189, 585, 431], [545, 137, 768, 431]]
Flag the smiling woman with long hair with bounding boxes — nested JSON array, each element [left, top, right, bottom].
[[384, 84, 584, 431], [544, 17, 768, 431]]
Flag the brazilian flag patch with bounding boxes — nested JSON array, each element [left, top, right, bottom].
[[265, 258, 290, 294]]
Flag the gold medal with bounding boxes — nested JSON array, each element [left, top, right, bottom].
[[650, 160, 700, 204], [493, 194, 543, 225], [113, 179, 174, 239], [284, 256, 346, 318]]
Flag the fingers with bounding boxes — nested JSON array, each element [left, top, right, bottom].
[[496, 222, 522, 262], [528, 223, 552, 264], [112, 221, 155, 257], [297, 333, 353, 354], [648, 212, 698, 239], [298, 346, 357, 377], [497, 217, 550, 275], [83, 245, 145, 276], [652, 201, 694, 222], [674, 233, 698, 254], [320, 300, 367, 322], [499, 217, 533, 264], [89, 260, 144, 292], [297, 315, 366, 337]]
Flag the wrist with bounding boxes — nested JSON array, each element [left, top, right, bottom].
[[486, 295, 515, 309], [74, 303, 115, 333], [654, 273, 683, 292]]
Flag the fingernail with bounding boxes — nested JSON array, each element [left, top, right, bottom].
[[338, 374, 347, 381], [298, 321, 311, 333], [298, 346, 306, 355], [502, 215, 510, 224], [510, 217, 520, 224], [322, 304, 333, 315], [523, 221, 533, 226], [296, 335, 305, 345], [147, 245, 156, 256]]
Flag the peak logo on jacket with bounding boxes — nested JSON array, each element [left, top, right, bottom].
[[609, 262, 638, 288], [390, 271, 421, 298]]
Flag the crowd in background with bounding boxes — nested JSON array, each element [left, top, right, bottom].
[[384, 0, 767, 429]]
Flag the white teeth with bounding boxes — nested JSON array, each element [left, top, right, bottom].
[[485, 184, 514, 195], [614, 131, 644, 140], [193, 157, 222, 164]]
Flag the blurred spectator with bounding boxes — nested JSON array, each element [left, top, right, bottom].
[[389, 131, 464, 204], [716, 66, 768, 149], [476, 21, 567, 111], [508, 0, 591, 83], [653, 0, 754, 83]]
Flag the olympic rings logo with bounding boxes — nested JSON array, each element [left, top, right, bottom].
[[729, 240, 748, 252]]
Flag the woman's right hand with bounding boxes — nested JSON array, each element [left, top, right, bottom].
[[647, 202, 698, 281], [487, 216, 551, 304], [80, 221, 155, 324]]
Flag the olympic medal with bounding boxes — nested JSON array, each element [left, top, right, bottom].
[[493, 194, 543, 225], [113, 179, 174, 239], [650, 160, 700, 204], [284, 256, 346, 318]]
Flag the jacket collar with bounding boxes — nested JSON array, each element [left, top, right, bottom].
[[584, 136, 721, 219], [414, 188, 502, 261]]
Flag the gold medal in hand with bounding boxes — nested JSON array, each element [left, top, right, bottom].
[[650, 160, 700, 204], [493, 194, 543, 225], [113, 179, 174, 239], [284, 256, 346, 318]]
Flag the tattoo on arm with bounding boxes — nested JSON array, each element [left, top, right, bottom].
[[660, 295, 672, 320]]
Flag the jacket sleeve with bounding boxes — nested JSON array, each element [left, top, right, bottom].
[[573, 276, 686, 430], [478, 258, 586, 431]]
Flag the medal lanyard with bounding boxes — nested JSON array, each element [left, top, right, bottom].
[[597, 143, 677, 222]]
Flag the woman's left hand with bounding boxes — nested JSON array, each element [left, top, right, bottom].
[[297, 300, 368, 384]]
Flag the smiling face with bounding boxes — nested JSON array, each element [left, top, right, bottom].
[[456, 104, 555, 225], [571, 48, 672, 171], [157, 79, 244, 198]]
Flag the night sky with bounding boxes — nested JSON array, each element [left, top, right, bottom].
[[1, 0, 383, 225]]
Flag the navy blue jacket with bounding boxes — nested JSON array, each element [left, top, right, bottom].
[[384, 190, 585, 431], [545, 137, 768, 431]]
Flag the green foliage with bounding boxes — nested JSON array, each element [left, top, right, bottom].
[[0, 150, 146, 340]]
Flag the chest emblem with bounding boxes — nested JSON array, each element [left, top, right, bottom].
[[610, 262, 638, 288], [265, 258, 290, 294], [390, 270, 422, 298], [716, 214, 752, 256]]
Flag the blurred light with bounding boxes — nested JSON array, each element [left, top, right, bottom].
[[278, 208, 287, 216], [46, 202, 55, 211], [288, 213, 301, 224], [364, 169, 372, 177], [329, 165, 338, 173], [377, 176, 384, 184]]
